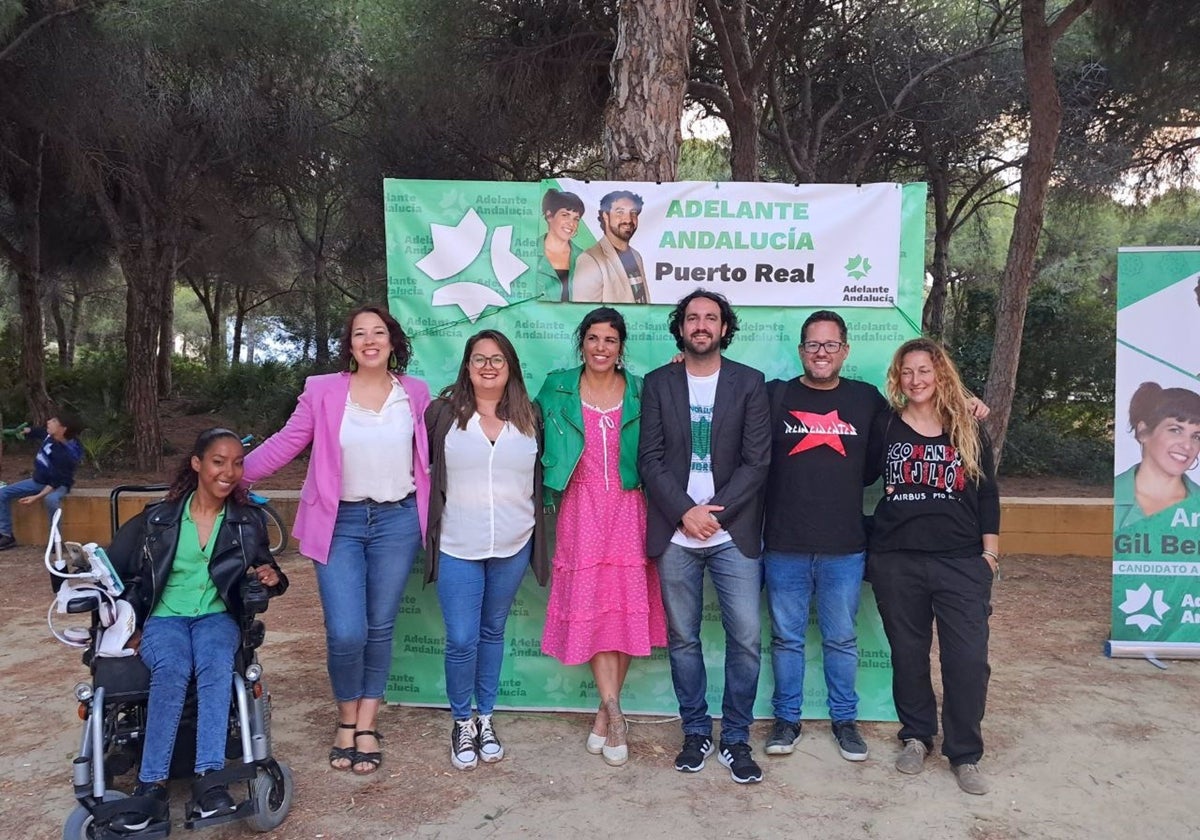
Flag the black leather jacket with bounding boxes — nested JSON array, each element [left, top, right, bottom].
[[108, 495, 288, 625]]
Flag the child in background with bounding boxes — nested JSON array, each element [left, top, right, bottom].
[[0, 411, 85, 550]]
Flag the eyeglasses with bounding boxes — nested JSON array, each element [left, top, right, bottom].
[[469, 354, 507, 369], [800, 340, 846, 354]]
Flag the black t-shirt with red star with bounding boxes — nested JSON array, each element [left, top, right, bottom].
[[763, 377, 888, 554]]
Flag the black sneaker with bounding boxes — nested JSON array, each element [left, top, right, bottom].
[[764, 718, 802, 755], [831, 720, 868, 761], [110, 781, 168, 832], [674, 733, 715, 772], [0, 533, 15, 551], [719, 741, 763, 784], [195, 778, 236, 818]]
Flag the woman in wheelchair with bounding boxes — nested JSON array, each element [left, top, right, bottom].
[[106, 428, 288, 830]]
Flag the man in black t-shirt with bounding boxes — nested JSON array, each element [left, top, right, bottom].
[[762, 310, 885, 764]]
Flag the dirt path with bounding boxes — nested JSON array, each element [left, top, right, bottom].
[[3, 546, 1194, 840]]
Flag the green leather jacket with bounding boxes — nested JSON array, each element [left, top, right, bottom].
[[534, 366, 643, 499]]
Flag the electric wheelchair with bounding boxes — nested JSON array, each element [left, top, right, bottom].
[[53, 486, 294, 839]]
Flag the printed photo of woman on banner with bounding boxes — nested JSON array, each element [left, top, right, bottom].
[[1114, 382, 1200, 531]]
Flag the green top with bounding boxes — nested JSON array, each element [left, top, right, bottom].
[[151, 494, 228, 618], [535, 365, 643, 499], [1113, 464, 1200, 532], [536, 236, 582, 302]]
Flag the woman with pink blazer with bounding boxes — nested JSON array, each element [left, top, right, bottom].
[[243, 305, 430, 776]]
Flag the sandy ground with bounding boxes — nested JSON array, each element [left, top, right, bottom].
[[3, 543, 1198, 840]]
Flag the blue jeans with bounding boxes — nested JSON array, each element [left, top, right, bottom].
[[764, 550, 865, 723], [436, 540, 531, 719], [0, 478, 69, 537], [657, 541, 762, 744], [315, 497, 421, 702], [138, 612, 240, 782]]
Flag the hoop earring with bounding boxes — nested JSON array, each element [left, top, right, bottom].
[[388, 351, 399, 372], [349, 357, 358, 373], [1190, 454, 1199, 472]]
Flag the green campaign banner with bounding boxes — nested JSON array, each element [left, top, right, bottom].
[[1109, 247, 1200, 659], [384, 179, 926, 718]]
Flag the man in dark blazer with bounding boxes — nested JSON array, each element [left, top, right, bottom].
[[638, 290, 771, 785]]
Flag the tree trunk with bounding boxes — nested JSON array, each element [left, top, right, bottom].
[[313, 255, 330, 366], [982, 0, 1092, 465], [11, 131, 53, 420], [602, 0, 698, 180], [231, 308, 245, 364], [49, 284, 69, 368], [124, 260, 167, 472], [157, 258, 174, 397], [923, 167, 952, 337]]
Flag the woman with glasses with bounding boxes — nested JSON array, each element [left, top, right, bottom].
[[243, 305, 429, 776], [425, 330, 548, 771], [866, 337, 999, 796], [536, 307, 667, 766]]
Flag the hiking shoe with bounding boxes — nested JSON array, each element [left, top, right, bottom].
[[477, 714, 504, 763], [674, 733, 714, 773], [895, 738, 928, 775], [110, 781, 168, 832], [718, 741, 763, 784], [953, 762, 991, 795], [831, 720, 868, 761], [195, 779, 236, 818], [450, 718, 478, 770], [764, 718, 802, 755], [0, 533, 15, 551]]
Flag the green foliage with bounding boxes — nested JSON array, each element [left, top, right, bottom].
[[997, 415, 1113, 484], [79, 427, 124, 473], [180, 359, 322, 435]]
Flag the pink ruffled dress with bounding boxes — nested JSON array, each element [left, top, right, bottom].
[[541, 402, 667, 665]]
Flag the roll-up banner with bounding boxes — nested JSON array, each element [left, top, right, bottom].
[[1109, 247, 1200, 660]]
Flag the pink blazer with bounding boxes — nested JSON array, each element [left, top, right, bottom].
[[242, 371, 432, 564]]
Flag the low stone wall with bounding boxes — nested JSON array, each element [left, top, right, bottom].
[[8, 488, 1111, 558], [8, 487, 300, 549]]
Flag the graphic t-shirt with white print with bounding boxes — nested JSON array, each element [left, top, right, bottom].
[[671, 369, 732, 549]]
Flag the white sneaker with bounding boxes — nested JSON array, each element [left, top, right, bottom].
[[450, 718, 478, 770], [477, 714, 504, 763]]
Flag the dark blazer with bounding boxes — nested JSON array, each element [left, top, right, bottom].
[[637, 357, 771, 559]]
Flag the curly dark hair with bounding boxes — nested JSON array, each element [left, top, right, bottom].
[[337, 305, 412, 373], [166, 427, 249, 504], [667, 290, 739, 351]]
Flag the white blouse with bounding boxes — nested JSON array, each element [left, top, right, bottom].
[[339, 382, 416, 502], [439, 414, 537, 560]]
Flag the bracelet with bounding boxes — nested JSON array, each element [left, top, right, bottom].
[[981, 549, 999, 562]]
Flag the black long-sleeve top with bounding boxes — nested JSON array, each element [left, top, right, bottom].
[[867, 411, 1000, 556]]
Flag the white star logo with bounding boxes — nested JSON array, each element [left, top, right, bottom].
[[1118, 583, 1171, 632], [414, 209, 527, 322]]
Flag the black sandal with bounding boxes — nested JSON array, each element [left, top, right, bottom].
[[352, 730, 383, 775], [329, 722, 357, 771]]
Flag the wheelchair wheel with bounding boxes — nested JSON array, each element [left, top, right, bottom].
[[262, 504, 288, 557], [246, 763, 293, 832], [63, 791, 127, 840]]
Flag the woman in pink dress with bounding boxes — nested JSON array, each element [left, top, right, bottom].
[[536, 307, 667, 767]]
